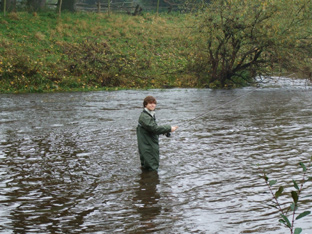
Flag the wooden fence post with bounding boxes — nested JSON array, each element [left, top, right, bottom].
[[156, 0, 159, 16], [3, 0, 7, 16], [97, 0, 101, 13], [58, 0, 63, 17], [107, 0, 110, 15]]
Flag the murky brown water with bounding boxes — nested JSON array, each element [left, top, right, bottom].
[[1, 77, 312, 234]]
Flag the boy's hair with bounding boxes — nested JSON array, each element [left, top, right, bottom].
[[143, 96, 157, 107]]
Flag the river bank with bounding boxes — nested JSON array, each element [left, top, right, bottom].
[[2, 9, 311, 94], [0, 11, 195, 93]]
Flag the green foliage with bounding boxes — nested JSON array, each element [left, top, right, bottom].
[[296, 211, 311, 220], [294, 228, 302, 234], [188, 0, 312, 88], [269, 180, 277, 186], [293, 180, 299, 190], [299, 162, 307, 172], [1, 0, 312, 93], [280, 214, 291, 228], [261, 159, 312, 234], [275, 186, 283, 199], [0, 11, 193, 93]]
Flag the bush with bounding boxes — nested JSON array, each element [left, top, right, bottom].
[[188, 0, 312, 88]]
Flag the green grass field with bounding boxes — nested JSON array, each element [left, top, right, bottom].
[[0, 11, 196, 93]]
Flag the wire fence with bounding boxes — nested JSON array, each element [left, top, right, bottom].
[[1, 0, 203, 14], [75, 1, 180, 14]]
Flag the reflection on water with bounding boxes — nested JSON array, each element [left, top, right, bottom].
[[1, 131, 98, 233], [133, 170, 161, 232], [0, 77, 312, 233]]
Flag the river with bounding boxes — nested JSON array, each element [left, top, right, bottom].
[[0, 77, 312, 233]]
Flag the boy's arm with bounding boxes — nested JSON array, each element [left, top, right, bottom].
[[139, 113, 171, 135]]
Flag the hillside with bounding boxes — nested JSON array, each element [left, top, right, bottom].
[[0, 12, 195, 93]]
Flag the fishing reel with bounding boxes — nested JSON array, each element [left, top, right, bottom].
[[165, 132, 171, 137]]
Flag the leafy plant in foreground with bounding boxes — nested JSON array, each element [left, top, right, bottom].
[[262, 159, 312, 234]]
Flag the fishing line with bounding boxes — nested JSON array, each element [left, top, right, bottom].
[[176, 88, 258, 128]]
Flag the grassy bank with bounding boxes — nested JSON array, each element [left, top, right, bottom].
[[0, 11, 196, 93]]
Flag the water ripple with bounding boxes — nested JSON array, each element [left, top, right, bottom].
[[1, 79, 312, 233]]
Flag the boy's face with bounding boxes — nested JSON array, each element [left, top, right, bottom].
[[146, 102, 156, 111]]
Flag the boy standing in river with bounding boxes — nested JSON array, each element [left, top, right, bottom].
[[137, 96, 178, 171]]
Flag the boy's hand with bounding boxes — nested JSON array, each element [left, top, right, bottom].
[[171, 126, 178, 132]]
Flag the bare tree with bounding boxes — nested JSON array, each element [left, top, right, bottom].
[[189, 0, 312, 88]]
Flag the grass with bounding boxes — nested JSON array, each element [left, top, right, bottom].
[[0, 11, 196, 93]]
